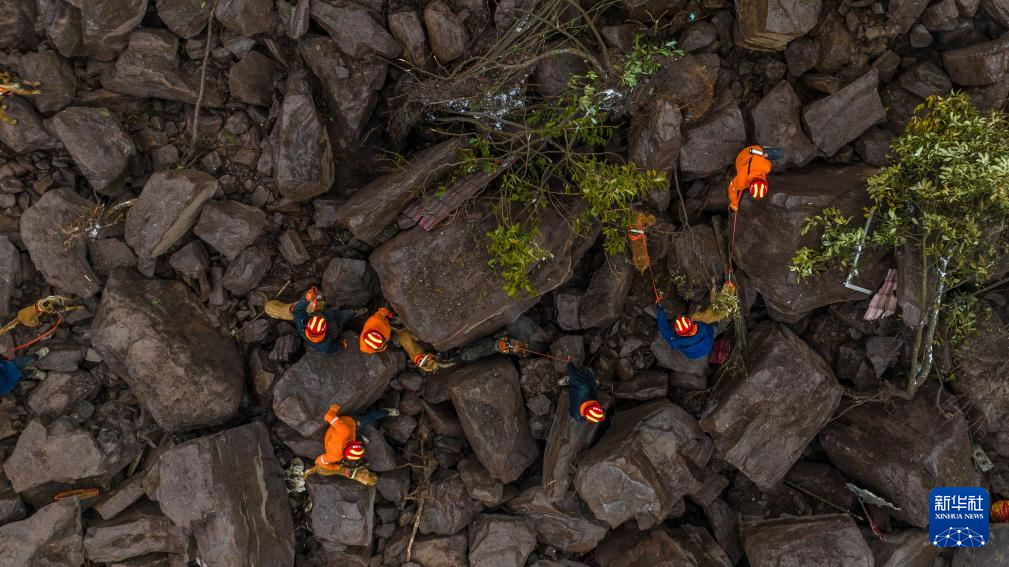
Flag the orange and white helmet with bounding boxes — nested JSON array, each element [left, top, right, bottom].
[[305, 315, 328, 343], [674, 315, 698, 337], [362, 329, 387, 352], [749, 178, 768, 200], [343, 440, 365, 461], [580, 400, 606, 423]]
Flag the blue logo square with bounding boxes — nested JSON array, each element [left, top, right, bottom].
[[930, 487, 989, 547]]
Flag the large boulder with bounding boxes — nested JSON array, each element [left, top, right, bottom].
[[679, 101, 746, 178], [156, 0, 209, 38], [124, 169, 218, 259], [943, 38, 1009, 87], [412, 534, 468, 566], [447, 358, 538, 483], [595, 526, 732, 567], [388, 10, 431, 68], [50, 106, 136, 195], [737, 0, 820, 51], [0, 500, 84, 566], [802, 69, 886, 156], [145, 422, 294, 567], [83, 502, 190, 563], [3, 417, 141, 504], [629, 99, 682, 173], [228, 51, 282, 107], [574, 400, 713, 529], [424, 2, 469, 63], [0, 97, 60, 154], [0, 0, 40, 50], [299, 35, 387, 145], [886, 0, 928, 34], [20, 188, 101, 298], [954, 308, 1009, 434], [91, 269, 245, 432], [215, 0, 273, 36], [467, 514, 537, 567], [419, 470, 484, 536], [322, 257, 378, 307], [103, 28, 224, 107], [272, 92, 334, 202], [742, 515, 873, 566], [192, 199, 267, 261], [81, 0, 146, 61], [309, 0, 402, 59], [508, 487, 609, 553], [752, 81, 817, 169], [20, 51, 78, 114], [372, 202, 594, 350], [556, 255, 634, 330], [732, 163, 885, 322], [820, 394, 977, 527], [700, 323, 842, 490], [272, 347, 402, 437], [308, 475, 375, 548], [335, 139, 461, 245]]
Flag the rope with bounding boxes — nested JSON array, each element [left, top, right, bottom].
[[519, 347, 572, 363], [859, 498, 886, 542], [2, 313, 63, 359], [727, 209, 739, 279], [646, 258, 663, 304]]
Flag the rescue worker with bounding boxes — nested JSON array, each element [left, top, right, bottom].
[[293, 287, 355, 353], [360, 307, 393, 354], [656, 306, 715, 360], [559, 363, 605, 423], [311, 403, 399, 485], [0, 347, 49, 395], [727, 146, 784, 211], [395, 328, 454, 373], [0, 295, 83, 336], [450, 334, 530, 364]]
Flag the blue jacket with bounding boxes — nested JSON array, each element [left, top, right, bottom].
[[656, 306, 715, 360], [566, 363, 599, 422], [0, 360, 23, 395], [293, 298, 353, 354]]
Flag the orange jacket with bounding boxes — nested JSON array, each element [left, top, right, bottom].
[[728, 146, 772, 211], [316, 404, 357, 470], [359, 308, 392, 354]]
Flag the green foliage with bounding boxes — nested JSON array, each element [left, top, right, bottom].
[[486, 221, 553, 298], [570, 157, 667, 255], [942, 294, 987, 350], [620, 35, 685, 88], [788, 207, 865, 281]]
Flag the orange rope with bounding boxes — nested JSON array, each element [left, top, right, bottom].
[[2, 313, 63, 359], [727, 209, 739, 279]]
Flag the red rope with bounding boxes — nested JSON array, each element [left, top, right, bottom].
[[2, 314, 63, 359], [727, 209, 739, 278], [859, 499, 886, 541]]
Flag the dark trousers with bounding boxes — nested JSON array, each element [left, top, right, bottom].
[[354, 408, 394, 428]]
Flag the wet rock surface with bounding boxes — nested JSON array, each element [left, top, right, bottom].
[[145, 422, 294, 567]]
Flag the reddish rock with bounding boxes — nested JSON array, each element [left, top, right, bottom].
[[595, 526, 732, 567], [743, 515, 873, 566]]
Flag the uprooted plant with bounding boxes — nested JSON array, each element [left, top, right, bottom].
[[392, 0, 678, 297], [788, 93, 1009, 397]]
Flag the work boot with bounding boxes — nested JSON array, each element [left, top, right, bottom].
[[35, 347, 50, 359], [384, 408, 400, 417], [557, 376, 570, 387]]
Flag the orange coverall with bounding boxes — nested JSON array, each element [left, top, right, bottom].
[[360, 308, 393, 354], [727, 146, 772, 211], [316, 404, 357, 471]]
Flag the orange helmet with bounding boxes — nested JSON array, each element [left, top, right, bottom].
[[305, 315, 327, 343], [993, 500, 1009, 522], [580, 400, 606, 423], [673, 315, 698, 337], [362, 329, 387, 352], [343, 440, 365, 461], [749, 178, 768, 200]]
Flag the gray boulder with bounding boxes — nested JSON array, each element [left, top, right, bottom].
[[91, 269, 245, 432], [424, 2, 468, 63], [820, 394, 977, 527], [228, 51, 282, 107], [20, 188, 101, 298], [215, 0, 273, 36], [156, 0, 209, 38], [309, 0, 402, 59], [0, 97, 60, 154], [447, 358, 538, 483], [193, 199, 267, 261], [737, 0, 820, 51], [50, 107, 136, 195], [273, 347, 402, 437], [145, 422, 295, 567], [575, 400, 713, 529], [412, 534, 468, 567], [742, 515, 873, 566], [732, 163, 886, 322], [322, 257, 378, 307], [272, 92, 334, 201], [371, 202, 594, 350], [802, 69, 885, 156], [125, 170, 218, 259], [700, 324, 842, 490], [943, 37, 1009, 87], [467, 514, 537, 567], [420, 470, 484, 536], [308, 475, 375, 548], [83, 502, 190, 563], [679, 101, 746, 178], [0, 500, 84, 566], [752, 81, 817, 169], [0, 0, 40, 50], [20, 51, 77, 114], [595, 526, 732, 567], [508, 487, 608, 553], [81, 0, 146, 61]]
